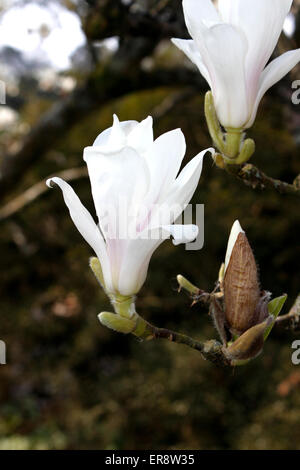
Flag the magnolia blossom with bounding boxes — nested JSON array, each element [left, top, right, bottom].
[[172, 0, 300, 129], [47, 115, 213, 296]]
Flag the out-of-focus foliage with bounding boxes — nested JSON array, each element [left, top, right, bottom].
[[0, 0, 299, 450]]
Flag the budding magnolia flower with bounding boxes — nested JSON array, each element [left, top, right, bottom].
[[47, 115, 213, 299], [224, 317, 273, 362], [223, 220, 269, 335], [172, 0, 300, 130]]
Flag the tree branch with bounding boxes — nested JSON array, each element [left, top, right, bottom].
[[134, 319, 230, 367], [0, 38, 152, 200], [84, 0, 188, 42], [0, 63, 204, 203], [276, 294, 300, 327], [225, 163, 300, 197], [150, 327, 230, 367], [0, 167, 87, 221]]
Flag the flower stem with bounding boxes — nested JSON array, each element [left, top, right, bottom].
[[224, 128, 243, 160]]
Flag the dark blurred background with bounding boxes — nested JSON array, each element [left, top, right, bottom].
[[0, 0, 300, 450]]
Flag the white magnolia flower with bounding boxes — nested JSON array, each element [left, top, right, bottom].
[[47, 115, 213, 296], [172, 0, 300, 129]]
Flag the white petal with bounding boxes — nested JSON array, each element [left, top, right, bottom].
[[183, 0, 220, 37], [177, 5, 220, 113], [46, 177, 102, 251], [145, 128, 186, 204], [127, 116, 154, 155], [46, 177, 113, 291], [171, 38, 211, 86], [224, 220, 244, 272], [83, 146, 150, 234], [218, 0, 293, 105], [84, 145, 151, 293], [202, 23, 249, 128], [116, 223, 198, 295], [161, 224, 199, 246], [165, 148, 213, 223], [246, 48, 300, 128], [107, 114, 127, 147], [92, 115, 138, 153], [116, 147, 211, 295], [217, 0, 233, 22], [283, 13, 296, 38], [117, 238, 161, 295]]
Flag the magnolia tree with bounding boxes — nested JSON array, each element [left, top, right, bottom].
[[47, 0, 300, 367]]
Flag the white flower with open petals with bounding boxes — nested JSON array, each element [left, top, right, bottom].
[[172, 0, 300, 129], [47, 115, 213, 296]]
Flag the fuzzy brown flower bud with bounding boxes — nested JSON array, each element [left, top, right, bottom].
[[224, 221, 263, 335]]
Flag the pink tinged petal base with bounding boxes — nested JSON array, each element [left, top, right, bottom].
[[83, 146, 150, 292], [117, 238, 161, 296], [116, 146, 212, 295], [117, 223, 199, 296]]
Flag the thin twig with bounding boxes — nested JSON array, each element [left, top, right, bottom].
[[225, 163, 300, 197], [276, 294, 300, 325], [0, 167, 87, 221], [143, 322, 230, 367]]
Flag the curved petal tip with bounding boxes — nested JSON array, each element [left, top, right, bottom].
[[225, 220, 245, 272], [46, 177, 59, 188]]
